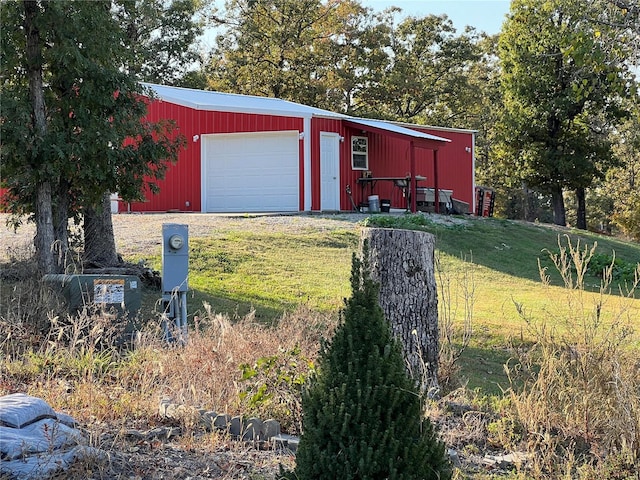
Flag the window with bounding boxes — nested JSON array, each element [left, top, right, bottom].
[[351, 136, 368, 170]]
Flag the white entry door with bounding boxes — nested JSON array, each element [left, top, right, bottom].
[[320, 132, 340, 211]]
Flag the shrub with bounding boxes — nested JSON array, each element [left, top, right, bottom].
[[238, 344, 313, 434], [541, 239, 639, 286], [287, 243, 451, 480], [587, 251, 638, 284]]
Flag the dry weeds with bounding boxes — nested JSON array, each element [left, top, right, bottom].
[[1, 303, 332, 479], [1, 213, 352, 478]]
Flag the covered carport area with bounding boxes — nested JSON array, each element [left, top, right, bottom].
[[343, 118, 451, 213]]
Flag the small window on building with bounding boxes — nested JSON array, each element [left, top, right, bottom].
[[351, 136, 368, 170]]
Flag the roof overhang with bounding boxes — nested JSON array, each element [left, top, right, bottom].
[[344, 118, 451, 149], [391, 120, 477, 135], [141, 82, 347, 119]]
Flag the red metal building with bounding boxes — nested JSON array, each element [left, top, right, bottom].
[[121, 83, 476, 214]]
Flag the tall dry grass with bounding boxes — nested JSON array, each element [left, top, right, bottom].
[[436, 252, 475, 392], [7, 231, 640, 479], [504, 236, 640, 479], [2, 243, 461, 437], [1, 284, 335, 436]]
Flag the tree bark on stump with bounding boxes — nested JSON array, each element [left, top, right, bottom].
[[361, 227, 440, 395]]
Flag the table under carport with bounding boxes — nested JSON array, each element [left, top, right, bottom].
[[356, 176, 427, 212]]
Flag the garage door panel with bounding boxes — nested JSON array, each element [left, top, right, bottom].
[[212, 194, 297, 211], [203, 131, 299, 212], [212, 154, 295, 172]]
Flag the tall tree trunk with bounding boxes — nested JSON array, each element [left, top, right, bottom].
[[361, 228, 440, 395], [83, 192, 120, 268], [521, 183, 530, 222], [522, 182, 539, 222], [53, 179, 70, 271], [24, 0, 55, 274], [576, 187, 587, 230], [34, 183, 56, 274], [551, 184, 566, 226]]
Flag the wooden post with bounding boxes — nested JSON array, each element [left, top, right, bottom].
[[362, 227, 440, 394]]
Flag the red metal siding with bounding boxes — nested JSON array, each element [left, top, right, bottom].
[[343, 126, 474, 211], [310, 118, 474, 212], [416, 127, 475, 209], [127, 100, 304, 212], [127, 98, 473, 214]]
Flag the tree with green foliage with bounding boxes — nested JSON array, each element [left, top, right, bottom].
[[1, 1, 187, 272], [498, 0, 636, 228], [206, 0, 488, 125], [207, 0, 400, 113], [113, 0, 211, 87], [287, 244, 451, 480], [359, 14, 480, 126], [608, 105, 640, 240], [320, 2, 391, 114], [207, 0, 337, 107]]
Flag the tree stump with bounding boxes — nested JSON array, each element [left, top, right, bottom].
[[361, 227, 439, 394]]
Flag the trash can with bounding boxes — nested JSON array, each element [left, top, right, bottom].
[[368, 195, 380, 213], [380, 199, 391, 212]]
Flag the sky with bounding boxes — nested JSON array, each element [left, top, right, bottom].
[[365, 0, 511, 35], [202, 1, 512, 50]]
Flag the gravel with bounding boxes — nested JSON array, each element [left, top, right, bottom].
[[1, 212, 370, 261]]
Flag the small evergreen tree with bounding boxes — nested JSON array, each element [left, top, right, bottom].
[[288, 243, 451, 480]]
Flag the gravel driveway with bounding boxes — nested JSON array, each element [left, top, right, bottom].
[[1, 212, 369, 261]]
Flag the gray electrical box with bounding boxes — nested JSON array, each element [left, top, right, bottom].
[[162, 223, 189, 292], [42, 274, 141, 317]]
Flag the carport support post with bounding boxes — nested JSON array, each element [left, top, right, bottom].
[[434, 149, 440, 214], [410, 140, 417, 213]]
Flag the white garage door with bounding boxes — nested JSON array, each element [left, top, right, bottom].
[[201, 131, 299, 212]]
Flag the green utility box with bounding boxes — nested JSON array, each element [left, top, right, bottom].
[[42, 274, 141, 318]]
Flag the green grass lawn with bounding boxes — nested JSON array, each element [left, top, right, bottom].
[[188, 228, 357, 320], [130, 213, 640, 396]]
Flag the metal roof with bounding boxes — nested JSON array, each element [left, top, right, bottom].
[[392, 120, 477, 135], [346, 118, 451, 143], [142, 83, 450, 143], [142, 83, 343, 119]]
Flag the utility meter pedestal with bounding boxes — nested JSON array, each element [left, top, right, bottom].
[[161, 224, 189, 343]]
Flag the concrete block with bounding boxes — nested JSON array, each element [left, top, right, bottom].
[[242, 417, 263, 441], [213, 414, 231, 431], [262, 419, 281, 439], [272, 434, 300, 452], [229, 416, 243, 437], [200, 411, 217, 431]]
